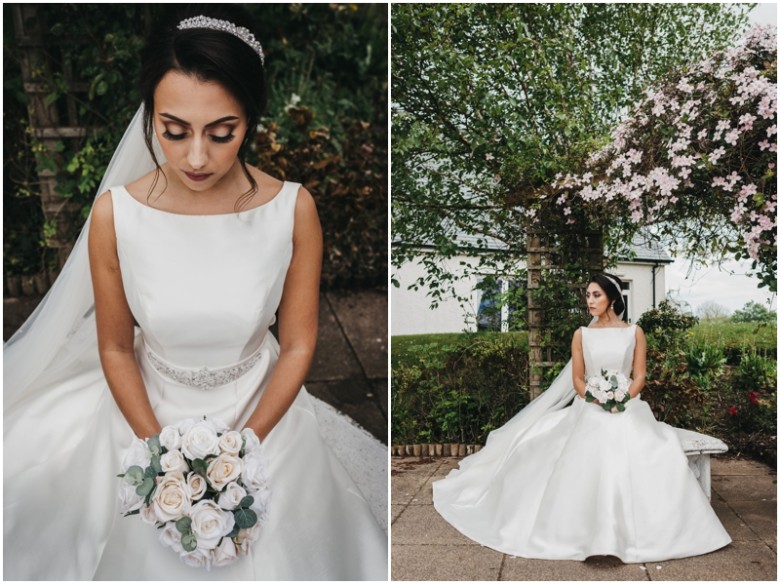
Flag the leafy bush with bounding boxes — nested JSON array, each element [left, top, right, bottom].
[[391, 333, 530, 444]]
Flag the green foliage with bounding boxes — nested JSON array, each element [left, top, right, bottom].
[[392, 2, 751, 302], [391, 333, 530, 444], [731, 301, 776, 323], [4, 4, 387, 289]]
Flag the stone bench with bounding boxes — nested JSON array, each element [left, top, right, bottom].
[[674, 427, 728, 500]]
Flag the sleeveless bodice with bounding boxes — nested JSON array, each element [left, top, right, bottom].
[[109, 183, 297, 368], [581, 324, 636, 379]]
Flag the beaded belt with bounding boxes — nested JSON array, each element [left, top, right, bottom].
[[145, 345, 264, 390]]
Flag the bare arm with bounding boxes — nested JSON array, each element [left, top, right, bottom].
[[571, 328, 587, 397], [243, 187, 323, 441], [629, 325, 647, 398], [88, 191, 162, 439]]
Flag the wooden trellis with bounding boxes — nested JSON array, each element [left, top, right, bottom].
[[12, 4, 90, 283], [526, 230, 604, 398]]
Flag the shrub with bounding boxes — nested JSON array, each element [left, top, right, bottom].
[[391, 333, 530, 444]]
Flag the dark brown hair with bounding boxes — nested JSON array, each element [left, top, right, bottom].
[[589, 273, 626, 315], [138, 5, 267, 209]]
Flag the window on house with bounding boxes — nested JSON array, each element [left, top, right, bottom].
[[476, 277, 525, 332]]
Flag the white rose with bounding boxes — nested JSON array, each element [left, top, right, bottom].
[[181, 422, 220, 460], [159, 521, 184, 553], [250, 486, 272, 524], [161, 450, 190, 473], [190, 500, 236, 551], [202, 417, 230, 434], [218, 482, 247, 511], [140, 503, 159, 525], [151, 472, 191, 523], [618, 376, 630, 391], [598, 378, 612, 392], [606, 391, 615, 401], [615, 389, 627, 402], [241, 449, 271, 493], [241, 428, 261, 453], [118, 480, 144, 514], [120, 438, 151, 473], [187, 472, 207, 501], [176, 418, 196, 435], [159, 425, 182, 451], [207, 454, 243, 491], [181, 548, 212, 569], [219, 431, 243, 455], [213, 537, 238, 567]]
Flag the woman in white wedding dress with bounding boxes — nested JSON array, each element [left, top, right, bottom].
[[433, 273, 731, 563], [4, 6, 386, 580]]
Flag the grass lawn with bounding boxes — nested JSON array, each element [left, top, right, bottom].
[[688, 319, 776, 354]]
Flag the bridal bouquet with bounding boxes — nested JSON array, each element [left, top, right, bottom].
[[585, 369, 632, 412], [118, 417, 271, 570]]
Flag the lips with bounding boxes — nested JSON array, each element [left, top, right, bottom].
[[184, 171, 212, 182]]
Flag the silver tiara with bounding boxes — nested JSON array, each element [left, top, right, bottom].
[[177, 16, 265, 66]]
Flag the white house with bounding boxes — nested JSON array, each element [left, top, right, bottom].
[[392, 232, 673, 336]]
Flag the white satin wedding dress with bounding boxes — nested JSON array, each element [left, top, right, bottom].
[[433, 325, 731, 562], [4, 182, 387, 580]]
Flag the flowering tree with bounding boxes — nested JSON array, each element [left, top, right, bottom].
[[392, 3, 754, 304], [551, 25, 777, 291]]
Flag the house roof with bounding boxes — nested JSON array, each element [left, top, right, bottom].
[[393, 228, 673, 264]]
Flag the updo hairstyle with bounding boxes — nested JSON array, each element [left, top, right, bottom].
[[589, 273, 626, 316], [138, 4, 267, 208]]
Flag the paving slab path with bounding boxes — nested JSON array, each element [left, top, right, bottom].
[[391, 456, 776, 581], [3, 289, 388, 443]]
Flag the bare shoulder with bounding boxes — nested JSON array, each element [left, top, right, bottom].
[[294, 184, 318, 216], [245, 165, 285, 204], [124, 169, 162, 202], [91, 190, 115, 228], [571, 327, 583, 347], [634, 324, 646, 340]]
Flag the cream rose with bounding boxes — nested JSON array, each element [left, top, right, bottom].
[[159, 425, 182, 451], [236, 526, 261, 555], [218, 431, 243, 455], [181, 548, 212, 569], [207, 454, 243, 491], [190, 500, 235, 551], [213, 537, 238, 567], [160, 450, 189, 473], [187, 472, 207, 501], [181, 423, 220, 460], [151, 472, 191, 523], [241, 449, 270, 493], [140, 503, 159, 525], [217, 482, 247, 511]]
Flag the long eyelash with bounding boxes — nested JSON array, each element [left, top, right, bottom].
[[211, 134, 235, 144], [162, 130, 186, 141]]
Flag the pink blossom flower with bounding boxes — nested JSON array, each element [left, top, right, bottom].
[[759, 140, 771, 151], [724, 129, 740, 145], [767, 125, 777, 137], [563, 207, 572, 216], [709, 147, 726, 164], [738, 113, 756, 131], [677, 77, 694, 93]]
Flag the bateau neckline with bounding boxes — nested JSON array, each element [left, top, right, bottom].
[[114, 182, 288, 217], [585, 323, 636, 331]]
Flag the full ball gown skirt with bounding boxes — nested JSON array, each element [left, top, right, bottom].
[[4, 182, 387, 580], [433, 325, 731, 562]]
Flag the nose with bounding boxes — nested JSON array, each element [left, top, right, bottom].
[[187, 136, 208, 170]]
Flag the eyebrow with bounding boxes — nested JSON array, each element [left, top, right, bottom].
[[160, 113, 240, 127]]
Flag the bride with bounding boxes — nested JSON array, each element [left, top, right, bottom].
[[433, 273, 731, 562], [4, 5, 387, 580]]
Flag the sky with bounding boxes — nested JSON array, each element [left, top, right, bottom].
[[665, 3, 777, 316]]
